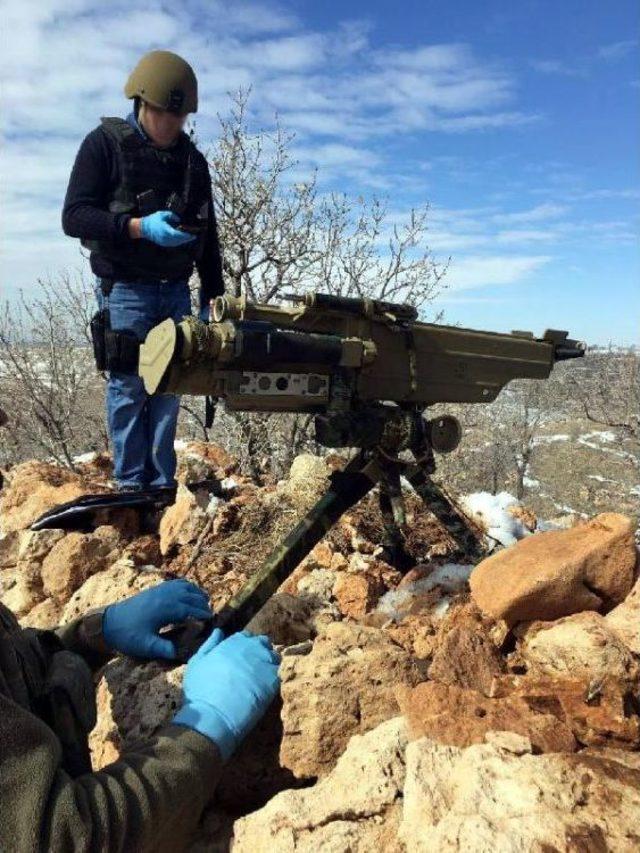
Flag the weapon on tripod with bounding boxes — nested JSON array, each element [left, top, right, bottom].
[[139, 291, 585, 658]]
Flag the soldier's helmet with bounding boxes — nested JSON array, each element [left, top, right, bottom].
[[125, 50, 198, 115]]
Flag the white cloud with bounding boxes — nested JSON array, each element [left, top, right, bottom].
[[446, 255, 553, 290], [491, 203, 568, 225], [598, 40, 638, 61], [529, 59, 587, 78]]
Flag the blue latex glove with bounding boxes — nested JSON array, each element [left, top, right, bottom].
[[102, 579, 212, 660], [173, 629, 281, 761], [140, 210, 197, 247]]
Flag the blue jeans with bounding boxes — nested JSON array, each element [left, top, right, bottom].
[[95, 277, 192, 489]]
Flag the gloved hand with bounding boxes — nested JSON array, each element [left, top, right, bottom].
[[173, 629, 281, 761], [102, 579, 212, 660], [140, 210, 197, 247]]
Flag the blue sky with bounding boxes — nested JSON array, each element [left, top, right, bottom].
[[1, 0, 638, 344]]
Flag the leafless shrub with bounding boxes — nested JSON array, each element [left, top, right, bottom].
[[0, 274, 106, 469]]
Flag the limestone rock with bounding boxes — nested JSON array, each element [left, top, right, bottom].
[[41, 530, 119, 602], [20, 597, 62, 629], [61, 561, 166, 624], [245, 592, 336, 647], [159, 485, 208, 556], [507, 503, 537, 532], [17, 529, 65, 564], [92, 657, 300, 815], [176, 441, 238, 484], [122, 534, 162, 567], [1, 567, 44, 617], [0, 461, 92, 533], [333, 571, 384, 619], [233, 717, 407, 853], [91, 657, 184, 769], [297, 568, 337, 603], [280, 622, 425, 778], [397, 681, 577, 754], [519, 611, 639, 685], [428, 602, 505, 695], [277, 454, 330, 509], [399, 735, 640, 851], [491, 674, 640, 750], [0, 531, 19, 568], [606, 575, 640, 655], [470, 512, 637, 625]]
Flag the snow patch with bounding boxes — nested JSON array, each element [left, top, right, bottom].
[[72, 451, 98, 464], [532, 434, 569, 446], [220, 477, 239, 493], [461, 491, 530, 549], [377, 563, 473, 622], [206, 495, 221, 517]]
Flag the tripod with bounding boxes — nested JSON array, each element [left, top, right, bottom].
[[169, 407, 483, 659]]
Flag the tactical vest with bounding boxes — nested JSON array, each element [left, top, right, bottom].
[[82, 116, 208, 281]]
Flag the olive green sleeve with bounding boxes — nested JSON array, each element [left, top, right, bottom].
[[0, 692, 222, 853]]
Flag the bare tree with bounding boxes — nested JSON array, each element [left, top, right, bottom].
[[572, 347, 639, 468], [0, 274, 106, 469]]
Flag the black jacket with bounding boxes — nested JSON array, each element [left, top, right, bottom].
[[61, 117, 225, 305]]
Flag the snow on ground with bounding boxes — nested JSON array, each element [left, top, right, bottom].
[[532, 434, 570, 446], [461, 491, 530, 549], [72, 451, 98, 464], [377, 563, 474, 622], [580, 430, 617, 443], [523, 475, 540, 489]]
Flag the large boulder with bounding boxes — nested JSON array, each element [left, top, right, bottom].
[[399, 733, 640, 851], [233, 717, 407, 853], [396, 681, 577, 754], [279, 622, 425, 779], [0, 461, 92, 533], [469, 512, 637, 626]]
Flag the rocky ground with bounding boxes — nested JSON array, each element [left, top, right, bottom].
[[0, 443, 639, 852]]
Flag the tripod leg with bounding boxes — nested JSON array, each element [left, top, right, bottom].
[[404, 463, 484, 559], [216, 452, 380, 634], [377, 468, 414, 572]]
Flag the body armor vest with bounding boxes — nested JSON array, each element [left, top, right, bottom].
[[82, 116, 208, 281]]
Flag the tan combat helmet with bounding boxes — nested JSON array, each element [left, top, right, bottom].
[[125, 50, 198, 114]]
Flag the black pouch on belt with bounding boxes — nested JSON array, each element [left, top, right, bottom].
[[90, 307, 109, 371], [104, 326, 141, 374]]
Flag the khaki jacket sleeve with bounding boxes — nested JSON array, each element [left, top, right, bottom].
[[0, 692, 222, 853]]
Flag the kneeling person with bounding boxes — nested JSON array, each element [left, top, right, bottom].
[[0, 579, 279, 851]]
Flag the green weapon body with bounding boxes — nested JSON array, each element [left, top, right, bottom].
[[139, 292, 585, 657]]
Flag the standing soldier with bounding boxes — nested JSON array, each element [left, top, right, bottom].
[[62, 50, 224, 496]]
